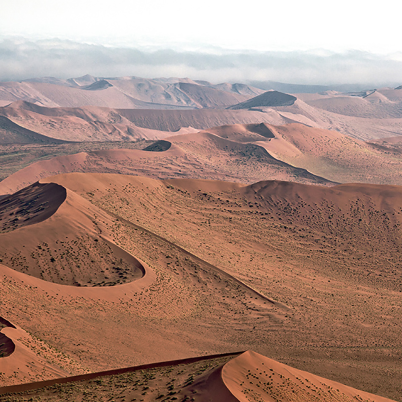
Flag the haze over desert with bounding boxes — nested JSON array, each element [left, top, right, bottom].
[[1, 1, 402, 401]]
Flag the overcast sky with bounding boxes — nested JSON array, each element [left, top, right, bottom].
[[1, 0, 401, 85]]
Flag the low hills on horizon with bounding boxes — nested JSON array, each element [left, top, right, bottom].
[[1, 74, 402, 401]]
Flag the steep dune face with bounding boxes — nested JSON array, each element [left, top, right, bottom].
[[116, 108, 280, 131], [0, 318, 16, 359]]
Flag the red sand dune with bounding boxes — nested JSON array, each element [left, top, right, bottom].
[[0, 124, 336, 195], [1, 350, 396, 401], [221, 351, 396, 402], [0, 180, 147, 286], [228, 90, 297, 109], [0, 77, 260, 109]]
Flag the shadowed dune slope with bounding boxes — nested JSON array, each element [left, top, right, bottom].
[[0, 317, 16, 359], [229, 90, 297, 109], [0, 182, 66, 232]]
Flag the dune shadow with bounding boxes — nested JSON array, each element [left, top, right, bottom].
[[143, 140, 172, 152]]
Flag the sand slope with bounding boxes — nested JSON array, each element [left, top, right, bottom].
[[222, 351, 396, 402], [0, 351, 397, 401], [0, 181, 146, 286]]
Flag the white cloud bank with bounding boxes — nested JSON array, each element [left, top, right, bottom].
[[1, 37, 402, 87]]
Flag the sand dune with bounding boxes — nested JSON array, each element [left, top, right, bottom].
[[1, 76, 402, 142], [1, 350, 397, 401], [305, 90, 402, 119], [177, 82, 249, 108], [3, 120, 402, 197], [0, 182, 66, 232], [0, 180, 146, 286], [0, 116, 66, 145], [251, 122, 402, 184], [0, 124, 335, 195], [0, 76, 260, 109], [1, 75, 402, 401], [222, 351, 396, 402], [3, 94, 402, 144], [229, 90, 297, 109], [0, 101, 182, 142]]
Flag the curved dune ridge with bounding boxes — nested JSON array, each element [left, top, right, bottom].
[[0, 180, 146, 286], [221, 351, 396, 402]]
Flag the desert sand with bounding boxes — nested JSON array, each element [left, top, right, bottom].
[[1, 350, 397, 401], [1, 76, 402, 401], [0, 172, 401, 400]]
